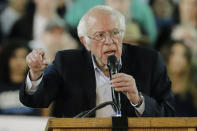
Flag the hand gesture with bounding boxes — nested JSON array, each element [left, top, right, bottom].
[[26, 49, 48, 81]]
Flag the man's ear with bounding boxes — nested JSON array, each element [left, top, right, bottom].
[[80, 37, 90, 51]]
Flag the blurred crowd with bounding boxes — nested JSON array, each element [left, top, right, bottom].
[[0, 0, 196, 117]]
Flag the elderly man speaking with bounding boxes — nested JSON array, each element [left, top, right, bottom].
[[20, 5, 175, 117]]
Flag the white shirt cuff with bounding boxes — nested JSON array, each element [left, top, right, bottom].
[[130, 96, 145, 116], [25, 72, 43, 94]]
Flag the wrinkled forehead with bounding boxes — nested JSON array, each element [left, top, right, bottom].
[[86, 10, 121, 34]]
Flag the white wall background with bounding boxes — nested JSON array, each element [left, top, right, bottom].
[[0, 115, 49, 131]]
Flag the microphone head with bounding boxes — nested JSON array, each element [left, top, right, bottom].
[[107, 55, 119, 69]]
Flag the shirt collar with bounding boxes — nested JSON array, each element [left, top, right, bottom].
[[91, 53, 122, 71]]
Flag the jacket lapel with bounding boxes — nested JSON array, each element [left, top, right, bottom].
[[83, 50, 96, 114]]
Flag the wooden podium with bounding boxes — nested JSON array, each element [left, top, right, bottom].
[[45, 117, 197, 131]]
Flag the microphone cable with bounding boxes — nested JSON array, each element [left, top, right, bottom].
[[74, 101, 119, 118]]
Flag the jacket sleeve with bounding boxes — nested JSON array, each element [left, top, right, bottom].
[[19, 52, 64, 108], [142, 52, 175, 116]]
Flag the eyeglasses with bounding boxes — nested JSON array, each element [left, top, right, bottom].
[[87, 29, 124, 42]]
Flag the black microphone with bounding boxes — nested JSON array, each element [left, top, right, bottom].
[[107, 55, 121, 117]]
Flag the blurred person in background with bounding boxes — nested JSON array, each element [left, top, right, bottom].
[[150, 0, 176, 50], [106, 0, 150, 46], [0, 41, 40, 115], [34, 19, 79, 64], [171, 25, 197, 78], [0, 0, 28, 37], [161, 40, 197, 116], [172, 0, 197, 75], [130, 0, 157, 45], [178, 0, 197, 28], [9, 0, 75, 48]]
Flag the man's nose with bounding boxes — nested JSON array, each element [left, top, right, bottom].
[[104, 35, 113, 45]]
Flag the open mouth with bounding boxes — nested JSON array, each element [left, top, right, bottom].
[[104, 50, 116, 56]]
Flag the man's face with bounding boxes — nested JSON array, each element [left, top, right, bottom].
[[83, 12, 124, 66]]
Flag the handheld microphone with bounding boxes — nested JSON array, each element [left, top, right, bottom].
[[107, 55, 121, 117]]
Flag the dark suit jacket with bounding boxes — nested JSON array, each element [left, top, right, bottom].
[[20, 44, 175, 117]]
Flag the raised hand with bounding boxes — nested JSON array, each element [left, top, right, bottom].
[[26, 49, 49, 81]]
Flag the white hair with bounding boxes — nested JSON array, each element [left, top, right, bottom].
[[77, 5, 126, 39]]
